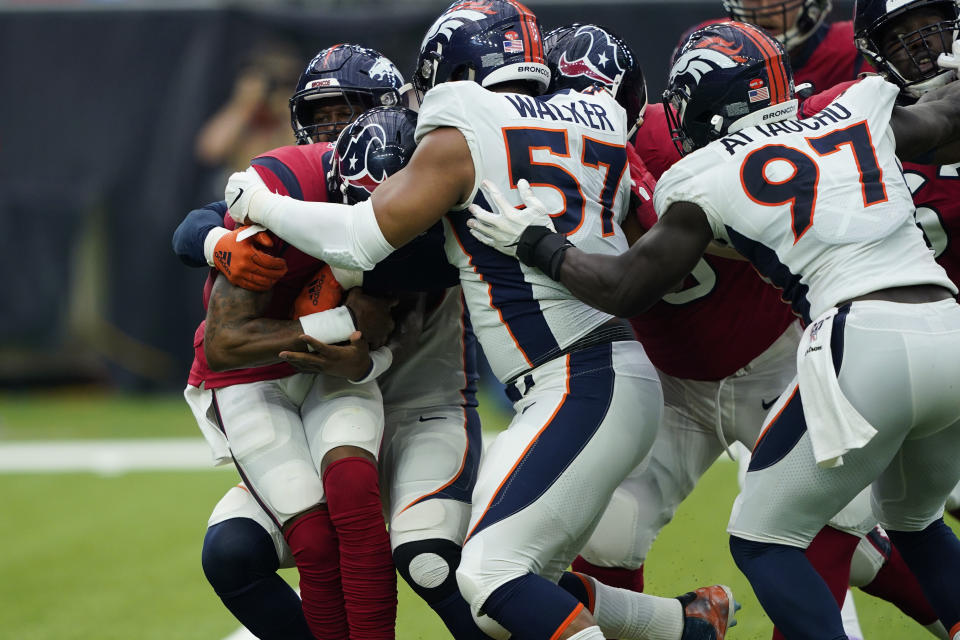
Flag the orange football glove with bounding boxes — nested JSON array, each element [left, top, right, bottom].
[[213, 226, 288, 291], [292, 264, 344, 319]]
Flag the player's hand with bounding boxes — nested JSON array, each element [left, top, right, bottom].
[[938, 39, 960, 72], [291, 264, 344, 318], [225, 167, 270, 225], [279, 332, 372, 380], [213, 226, 288, 291], [344, 288, 397, 350], [466, 179, 555, 257]]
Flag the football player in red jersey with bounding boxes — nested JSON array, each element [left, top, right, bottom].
[[178, 45, 498, 640], [181, 47, 409, 640]]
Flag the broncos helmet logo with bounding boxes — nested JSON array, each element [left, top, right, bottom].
[[669, 48, 740, 90], [338, 123, 390, 194], [557, 26, 625, 86], [421, 3, 498, 49]]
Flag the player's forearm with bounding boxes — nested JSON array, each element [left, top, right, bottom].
[[559, 249, 662, 318], [204, 276, 302, 371], [204, 317, 308, 371], [249, 193, 394, 270]]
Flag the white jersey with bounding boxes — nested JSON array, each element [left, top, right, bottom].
[[654, 75, 956, 323], [416, 81, 632, 382], [379, 286, 477, 411]]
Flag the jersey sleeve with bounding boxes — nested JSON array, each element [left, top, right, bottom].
[[415, 82, 484, 209], [250, 143, 332, 203], [172, 200, 228, 267], [653, 157, 729, 242]]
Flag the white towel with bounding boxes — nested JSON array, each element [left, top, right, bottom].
[[797, 307, 877, 468]]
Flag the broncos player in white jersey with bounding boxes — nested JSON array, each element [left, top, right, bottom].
[[225, 2, 740, 639], [467, 19, 960, 640]]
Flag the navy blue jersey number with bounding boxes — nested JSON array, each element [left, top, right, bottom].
[[503, 127, 627, 236]]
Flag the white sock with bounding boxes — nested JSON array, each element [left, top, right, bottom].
[[840, 589, 864, 640], [586, 574, 685, 640], [567, 626, 605, 640]]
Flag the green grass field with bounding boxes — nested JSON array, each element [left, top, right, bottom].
[[0, 391, 952, 639]]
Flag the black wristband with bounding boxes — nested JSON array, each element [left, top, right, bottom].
[[516, 225, 573, 281]]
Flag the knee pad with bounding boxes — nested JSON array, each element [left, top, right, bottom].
[[202, 518, 280, 595], [390, 498, 470, 550], [393, 538, 461, 605], [579, 485, 649, 569], [311, 405, 383, 462]]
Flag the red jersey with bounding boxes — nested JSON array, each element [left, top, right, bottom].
[[801, 79, 960, 286], [188, 142, 334, 390], [626, 141, 793, 380], [789, 22, 872, 93], [901, 161, 960, 285]]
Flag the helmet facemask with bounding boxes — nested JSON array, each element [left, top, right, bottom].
[[857, 0, 959, 99], [723, 0, 831, 50]]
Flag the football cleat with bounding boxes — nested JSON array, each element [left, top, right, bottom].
[[677, 584, 740, 640]]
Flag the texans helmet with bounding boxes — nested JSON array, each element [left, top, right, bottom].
[[414, 0, 550, 97], [329, 106, 419, 205], [855, 0, 960, 98], [290, 44, 404, 145], [722, 0, 831, 50], [544, 24, 648, 136], [664, 21, 797, 155]]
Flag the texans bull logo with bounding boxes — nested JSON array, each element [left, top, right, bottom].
[[338, 122, 391, 194], [558, 25, 625, 86]]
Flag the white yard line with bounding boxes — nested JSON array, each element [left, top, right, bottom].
[[0, 431, 512, 474], [0, 438, 224, 474]]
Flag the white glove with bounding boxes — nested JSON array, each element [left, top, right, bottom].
[[466, 179, 555, 257], [937, 39, 960, 71], [225, 167, 272, 225]]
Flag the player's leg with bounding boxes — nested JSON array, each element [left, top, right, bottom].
[[849, 528, 948, 638], [727, 384, 897, 640], [301, 374, 394, 639], [213, 375, 349, 639], [202, 484, 312, 640], [460, 342, 733, 639], [730, 299, 960, 639], [383, 404, 497, 639], [573, 401, 726, 594]]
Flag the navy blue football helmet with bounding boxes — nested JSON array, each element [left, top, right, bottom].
[[664, 21, 797, 155], [723, 0, 831, 50], [289, 44, 404, 145], [544, 24, 647, 136], [855, 0, 959, 98], [329, 106, 418, 204], [414, 0, 550, 97]]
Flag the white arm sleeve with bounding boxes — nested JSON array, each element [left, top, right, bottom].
[[249, 195, 395, 271]]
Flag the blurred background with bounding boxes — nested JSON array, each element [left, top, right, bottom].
[[0, 0, 857, 393]]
